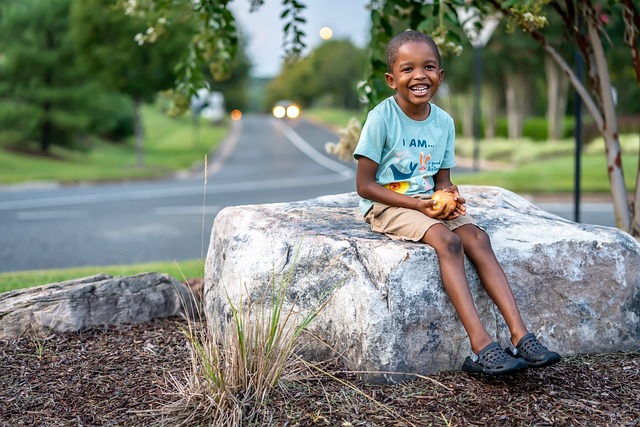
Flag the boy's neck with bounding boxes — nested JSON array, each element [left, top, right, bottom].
[[393, 95, 431, 121]]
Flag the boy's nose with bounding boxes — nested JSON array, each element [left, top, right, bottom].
[[413, 68, 427, 79]]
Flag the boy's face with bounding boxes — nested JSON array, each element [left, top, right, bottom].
[[385, 41, 444, 114]]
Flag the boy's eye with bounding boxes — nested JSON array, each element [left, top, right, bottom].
[[402, 67, 412, 72]]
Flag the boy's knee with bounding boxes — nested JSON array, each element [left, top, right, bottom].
[[441, 232, 463, 255]]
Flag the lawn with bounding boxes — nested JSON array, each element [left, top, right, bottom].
[[0, 104, 227, 184]]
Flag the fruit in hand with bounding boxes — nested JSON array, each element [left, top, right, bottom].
[[430, 189, 457, 213]]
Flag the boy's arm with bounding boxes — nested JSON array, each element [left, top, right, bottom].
[[356, 156, 448, 218]]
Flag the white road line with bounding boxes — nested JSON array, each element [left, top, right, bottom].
[[271, 119, 354, 178], [0, 174, 350, 211], [16, 210, 88, 220]]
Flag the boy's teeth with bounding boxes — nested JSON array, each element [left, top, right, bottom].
[[411, 86, 428, 93]]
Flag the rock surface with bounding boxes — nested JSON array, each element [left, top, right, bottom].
[[203, 186, 640, 383], [0, 272, 195, 339]]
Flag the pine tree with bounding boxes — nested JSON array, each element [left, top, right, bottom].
[[0, 0, 129, 153]]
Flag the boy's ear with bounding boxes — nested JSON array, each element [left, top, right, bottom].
[[439, 68, 445, 85], [385, 72, 397, 90]]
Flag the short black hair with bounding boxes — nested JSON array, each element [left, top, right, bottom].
[[386, 30, 441, 72]]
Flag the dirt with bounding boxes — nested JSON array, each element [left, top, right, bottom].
[[1, 314, 638, 427]]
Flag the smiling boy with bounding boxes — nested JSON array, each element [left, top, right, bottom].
[[353, 30, 560, 375]]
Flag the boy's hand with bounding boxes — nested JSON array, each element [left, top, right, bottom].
[[448, 185, 467, 218], [421, 186, 467, 220]]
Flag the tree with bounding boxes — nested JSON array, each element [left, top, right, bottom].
[[265, 39, 366, 110], [0, 0, 133, 153], [207, 30, 252, 112], [71, 0, 197, 166]]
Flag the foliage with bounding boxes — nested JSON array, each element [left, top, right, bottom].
[[325, 117, 363, 162], [122, 0, 306, 113], [0, 0, 135, 152], [206, 31, 252, 112], [265, 39, 367, 110], [71, 0, 195, 104]]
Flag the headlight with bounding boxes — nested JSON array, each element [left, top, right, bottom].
[[286, 105, 300, 119], [272, 105, 286, 118]]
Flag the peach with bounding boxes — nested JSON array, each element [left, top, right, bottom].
[[431, 189, 457, 213]]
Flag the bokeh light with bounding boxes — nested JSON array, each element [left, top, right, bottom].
[[272, 105, 286, 119], [319, 26, 333, 40], [230, 109, 242, 120], [286, 105, 300, 119]]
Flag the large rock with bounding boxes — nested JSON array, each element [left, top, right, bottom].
[[203, 186, 640, 383], [0, 272, 195, 339]]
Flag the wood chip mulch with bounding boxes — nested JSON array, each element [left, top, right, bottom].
[[1, 316, 638, 426]]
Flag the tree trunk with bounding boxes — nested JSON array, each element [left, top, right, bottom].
[[634, 138, 640, 236], [505, 73, 525, 140], [482, 84, 499, 139], [545, 54, 569, 140], [484, 0, 635, 235], [587, 19, 631, 233], [40, 102, 52, 154], [40, 29, 54, 154], [134, 98, 144, 167], [453, 94, 473, 138]]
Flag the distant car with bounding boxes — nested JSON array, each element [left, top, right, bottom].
[[272, 100, 300, 119]]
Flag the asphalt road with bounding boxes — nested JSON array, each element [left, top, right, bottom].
[[0, 114, 616, 273]]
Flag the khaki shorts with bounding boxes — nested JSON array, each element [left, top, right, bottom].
[[364, 194, 477, 242]]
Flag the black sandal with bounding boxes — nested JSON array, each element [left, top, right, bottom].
[[506, 333, 562, 368], [462, 342, 528, 375]]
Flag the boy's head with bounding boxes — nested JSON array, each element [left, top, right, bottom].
[[386, 30, 441, 72]]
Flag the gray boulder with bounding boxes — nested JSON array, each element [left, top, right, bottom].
[[0, 272, 195, 339], [203, 186, 640, 383]]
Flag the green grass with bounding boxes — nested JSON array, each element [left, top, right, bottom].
[[0, 259, 204, 293], [453, 134, 639, 193], [0, 104, 227, 184], [455, 153, 638, 193]]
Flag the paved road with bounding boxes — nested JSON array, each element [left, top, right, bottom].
[[0, 116, 356, 272], [0, 114, 616, 273]]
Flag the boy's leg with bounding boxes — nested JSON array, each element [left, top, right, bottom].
[[421, 224, 493, 353], [453, 224, 528, 346]]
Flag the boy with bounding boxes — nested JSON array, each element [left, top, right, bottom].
[[353, 30, 560, 375]]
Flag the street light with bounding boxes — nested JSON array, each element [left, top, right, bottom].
[[319, 26, 333, 40], [456, 7, 500, 172]]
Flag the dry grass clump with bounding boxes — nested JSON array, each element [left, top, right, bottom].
[[157, 263, 334, 426]]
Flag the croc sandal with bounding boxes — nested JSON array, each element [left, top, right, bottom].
[[506, 333, 562, 368], [462, 342, 528, 375]]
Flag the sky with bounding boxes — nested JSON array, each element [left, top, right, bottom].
[[229, 0, 371, 78]]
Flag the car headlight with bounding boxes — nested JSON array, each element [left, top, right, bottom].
[[273, 105, 286, 119], [286, 105, 300, 119]]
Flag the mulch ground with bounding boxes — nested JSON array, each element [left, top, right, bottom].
[[1, 316, 638, 427]]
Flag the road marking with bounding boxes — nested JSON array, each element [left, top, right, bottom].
[[16, 210, 88, 220], [271, 119, 355, 179], [0, 174, 350, 211]]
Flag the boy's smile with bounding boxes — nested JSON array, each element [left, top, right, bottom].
[[385, 41, 444, 120]]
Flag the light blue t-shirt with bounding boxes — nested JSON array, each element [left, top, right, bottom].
[[353, 96, 456, 216]]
